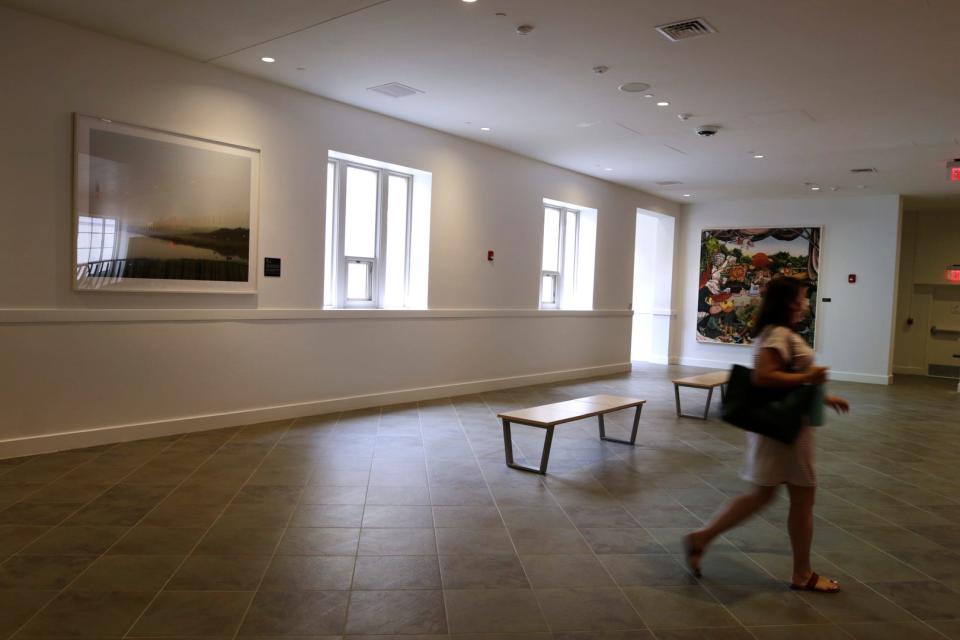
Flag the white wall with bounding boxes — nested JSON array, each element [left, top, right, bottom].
[[0, 8, 678, 457], [893, 207, 960, 376], [674, 195, 902, 384]]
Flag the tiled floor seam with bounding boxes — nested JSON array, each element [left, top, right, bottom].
[[227, 416, 330, 640], [2, 428, 242, 640], [113, 418, 298, 640], [449, 395, 551, 635]]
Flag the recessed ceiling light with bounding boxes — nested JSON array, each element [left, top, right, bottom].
[[753, 154, 765, 159], [462, 0, 477, 3], [810, 186, 821, 191], [480, 127, 491, 131], [260, 56, 275, 63], [643, 94, 655, 98], [618, 82, 651, 93], [683, 193, 692, 197], [604, 167, 613, 171], [656, 101, 670, 107]]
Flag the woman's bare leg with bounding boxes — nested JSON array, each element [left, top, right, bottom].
[[786, 484, 839, 591], [685, 484, 778, 572]]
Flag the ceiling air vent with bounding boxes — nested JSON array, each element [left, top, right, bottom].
[[656, 18, 716, 42], [850, 167, 878, 174], [655, 180, 682, 186], [367, 82, 424, 98]]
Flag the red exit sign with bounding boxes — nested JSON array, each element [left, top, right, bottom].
[[950, 160, 960, 181]]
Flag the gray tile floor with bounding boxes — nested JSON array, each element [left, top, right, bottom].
[[1, 365, 959, 640]]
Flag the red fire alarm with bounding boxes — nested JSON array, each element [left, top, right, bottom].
[[947, 265, 960, 282], [487, 250, 494, 262], [848, 274, 857, 284]]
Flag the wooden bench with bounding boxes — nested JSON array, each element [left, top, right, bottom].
[[672, 371, 729, 420], [497, 395, 646, 475]]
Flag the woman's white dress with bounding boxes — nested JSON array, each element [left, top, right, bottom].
[[740, 325, 817, 487]]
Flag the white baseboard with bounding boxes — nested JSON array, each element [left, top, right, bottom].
[[676, 357, 891, 385], [828, 371, 893, 385], [0, 362, 631, 460], [893, 365, 925, 376], [630, 356, 671, 366]]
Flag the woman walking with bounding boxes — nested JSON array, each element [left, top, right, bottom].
[[683, 277, 849, 592]]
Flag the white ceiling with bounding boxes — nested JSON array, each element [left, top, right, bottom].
[[7, 0, 960, 208]]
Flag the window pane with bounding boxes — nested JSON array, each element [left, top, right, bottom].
[[77, 248, 90, 265], [346, 261, 371, 300], [384, 175, 409, 307], [541, 274, 557, 304], [542, 207, 560, 271], [77, 233, 91, 249], [344, 166, 378, 259], [563, 210, 578, 301], [324, 161, 336, 307]]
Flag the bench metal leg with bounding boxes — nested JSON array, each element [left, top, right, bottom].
[[675, 384, 716, 420], [702, 387, 714, 420], [720, 383, 726, 405], [503, 419, 554, 474], [598, 405, 643, 445]]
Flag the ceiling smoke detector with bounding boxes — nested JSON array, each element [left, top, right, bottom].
[[656, 18, 716, 42], [593, 65, 610, 74], [618, 82, 651, 93], [655, 180, 682, 186], [850, 167, 878, 174], [366, 82, 424, 98], [516, 24, 534, 35]]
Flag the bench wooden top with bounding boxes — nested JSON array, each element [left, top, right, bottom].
[[672, 371, 730, 389], [497, 394, 645, 427]]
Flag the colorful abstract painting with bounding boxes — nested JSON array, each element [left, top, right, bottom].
[[697, 227, 821, 346]]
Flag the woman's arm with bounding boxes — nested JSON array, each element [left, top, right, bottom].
[[752, 347, 827, 389]]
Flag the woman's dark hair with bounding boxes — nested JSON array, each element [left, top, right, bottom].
[[751, 276, 807, 337]]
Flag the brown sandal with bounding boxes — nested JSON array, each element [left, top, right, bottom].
[[790, 572, 840, 593], [682, 534, 703, 578]]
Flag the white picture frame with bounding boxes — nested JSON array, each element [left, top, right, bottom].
[[73, 114, 260, 293]]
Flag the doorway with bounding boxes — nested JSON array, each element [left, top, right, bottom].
[[631, 209, 675, 363]]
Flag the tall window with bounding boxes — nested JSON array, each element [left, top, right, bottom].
[[540, 199, 597, 310], [541, 205, 581, 307], [325, 153, 430, 309]]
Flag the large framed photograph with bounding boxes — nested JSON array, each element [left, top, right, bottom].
[[73, 114, 260, 293], [697, 227, 821, 346]]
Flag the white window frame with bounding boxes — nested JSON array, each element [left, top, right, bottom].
[[540, 205, 580, 308], [328, 158, 413, 308]]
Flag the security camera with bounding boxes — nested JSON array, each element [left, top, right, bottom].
[[696, 125, 720, 137]]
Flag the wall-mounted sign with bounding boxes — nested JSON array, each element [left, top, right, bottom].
[[264, 257, 281, 277], [946, 265, 960, 283]]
